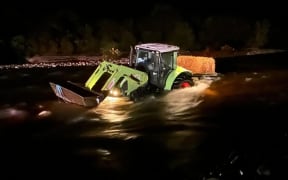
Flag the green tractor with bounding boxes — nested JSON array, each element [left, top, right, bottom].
[[50, 43, 194, 107]]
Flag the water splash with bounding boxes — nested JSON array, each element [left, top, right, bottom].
[[87, 96, 133, 123], [162, 79, 213, 120]]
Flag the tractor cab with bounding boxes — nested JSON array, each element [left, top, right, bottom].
[[132, 43, 180, 89]]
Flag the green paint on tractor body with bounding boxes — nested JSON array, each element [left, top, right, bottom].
[[50, 43, 197, 107]]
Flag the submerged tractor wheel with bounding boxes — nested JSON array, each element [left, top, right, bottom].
[[172, 76, 194, 89], [129, 86, 148, 102]]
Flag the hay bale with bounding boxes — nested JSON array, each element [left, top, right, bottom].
[[177, 56, 215, 74]]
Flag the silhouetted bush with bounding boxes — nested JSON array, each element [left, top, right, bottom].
[[199, 16, 252, 49], [100, 41, 121, 61], [166, 21, 195, 51], [76, 24, 98, 54], [0, 5, 281, 64], [26, 32, 58, 56], [60, 36, 74, 55], [247, 19, 270, 48], [118, 19, 137, 51], [137, 4, 183, 43]]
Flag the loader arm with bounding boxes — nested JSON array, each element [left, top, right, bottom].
[[85, 61, 149, 96]]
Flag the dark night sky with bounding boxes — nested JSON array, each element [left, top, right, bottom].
[[0, 0, 287, 36], [0, 3, 285, 30], [1, 1, 286, 19], [0, 0, 287, 64], [0, 1, 287, 47]]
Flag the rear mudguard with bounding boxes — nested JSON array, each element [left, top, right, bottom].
[[164, 66, 193, 90]]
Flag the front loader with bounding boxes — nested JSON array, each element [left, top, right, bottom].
[[50, 43, 203, 107], [50, 61, 148, 107]]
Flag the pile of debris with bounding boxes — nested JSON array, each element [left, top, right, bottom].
[[26, 55, 102, 63], [26, 55, 129, 65]]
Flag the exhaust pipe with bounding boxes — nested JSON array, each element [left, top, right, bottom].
[[129, 45, 134, 67]]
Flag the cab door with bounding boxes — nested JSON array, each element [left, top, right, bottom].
[[147, 51, 160, 86], [158, 52, 174, 88]]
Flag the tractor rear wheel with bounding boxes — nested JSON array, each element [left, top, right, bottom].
[[172, 76, 194, 89]]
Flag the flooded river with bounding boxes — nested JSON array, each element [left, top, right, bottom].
[[0, 54, 288, 179]]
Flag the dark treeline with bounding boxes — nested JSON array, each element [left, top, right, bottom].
[[0, 4, 287, 64]]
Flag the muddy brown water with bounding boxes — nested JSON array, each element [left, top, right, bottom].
[[0, 53, 288, 179]]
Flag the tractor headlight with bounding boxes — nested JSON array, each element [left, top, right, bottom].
[[109, 88, 121, 97]]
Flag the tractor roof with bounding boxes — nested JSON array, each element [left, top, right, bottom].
[[135, 43, 180, 53]]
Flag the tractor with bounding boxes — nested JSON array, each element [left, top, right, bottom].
[[50, 43, 209, 107]]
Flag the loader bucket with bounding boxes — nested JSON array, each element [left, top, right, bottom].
[[49, 81, 106, 107]]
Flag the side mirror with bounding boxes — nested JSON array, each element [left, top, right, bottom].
[[129, 45, 134, 67]]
